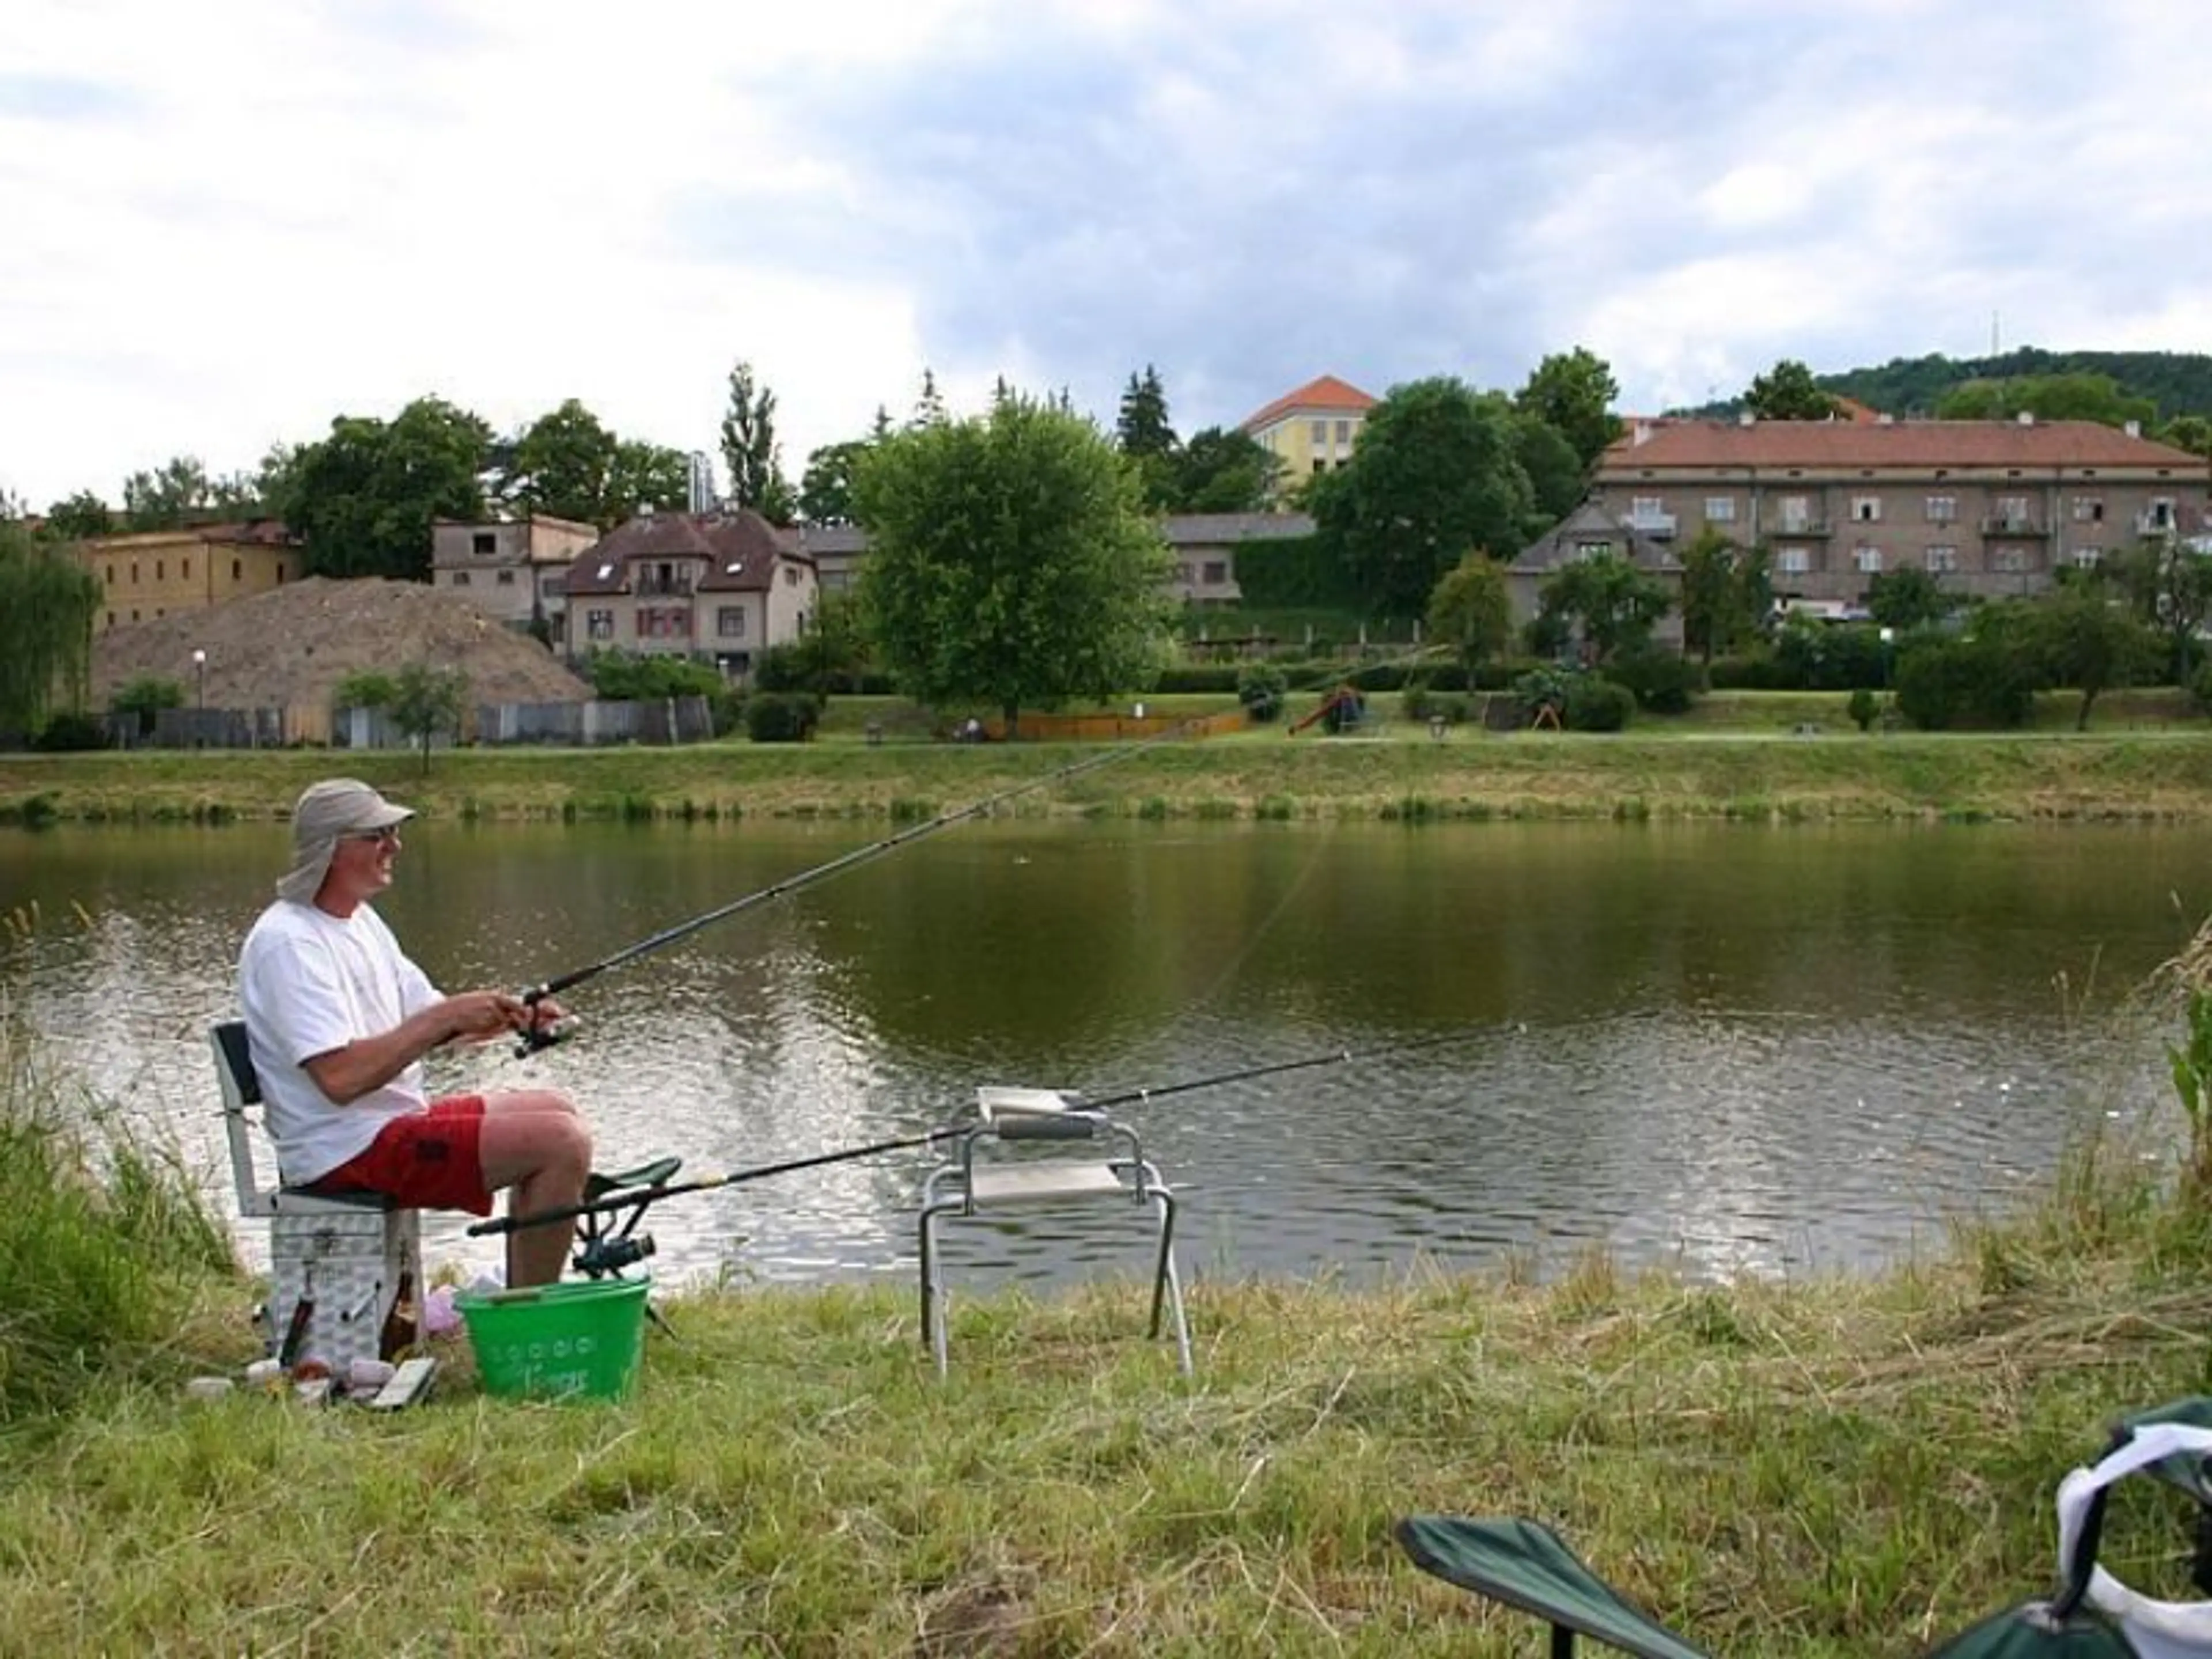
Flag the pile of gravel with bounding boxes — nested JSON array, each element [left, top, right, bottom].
[[91, 577, 593, 711]]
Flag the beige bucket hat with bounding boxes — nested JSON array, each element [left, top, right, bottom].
[[276, 778, 414, 904]]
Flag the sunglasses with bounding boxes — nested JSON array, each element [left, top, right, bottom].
[[344, 826, 403, 846]]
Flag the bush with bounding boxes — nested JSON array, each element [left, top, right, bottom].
[[2192, 659, 2212, 716], [584, 649, 725, 702], [1513, 667, 1571, 724], [32, 711, 108, 752], [744, 691, 821, 743], [1604, 647, 1700, 714], [110, 677, 183, 737], [1564, 677, 1635, 732], [1847, 687, 1878, 732], [334, 671, 398, 710], [1895, 635, 2036, 730], [1237, 663, 1287, 723]]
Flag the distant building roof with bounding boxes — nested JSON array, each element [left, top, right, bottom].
[[1510, 501, 1680, 575], [1601, 418, 2205, 472], [560, 509, 808, 596], [1161, 512, 1316, 544], [1238, 375, 1378, 434], [78, 518, 299, 550]]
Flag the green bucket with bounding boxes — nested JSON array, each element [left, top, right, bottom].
[[456, 1276, 650, 1401]]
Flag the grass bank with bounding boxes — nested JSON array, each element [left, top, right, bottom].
[[5, 695, 2212, 828], [5, 962, 2212, 1653]]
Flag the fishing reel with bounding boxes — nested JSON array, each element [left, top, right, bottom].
[[568, 1156, 683, 1281], [574, 1230, 656, 1279]]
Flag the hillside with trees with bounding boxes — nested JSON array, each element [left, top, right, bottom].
[[1677, 349, 2212, 423]]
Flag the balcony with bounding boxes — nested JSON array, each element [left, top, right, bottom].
[[634, 576, 695, 598], [1622, 509, 1677, 538], [1768, 518, 1832, 538], [2135, 510, 2180, 537], [1978, 516, 2048, 537]]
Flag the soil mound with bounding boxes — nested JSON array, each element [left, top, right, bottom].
[[91, 578, 592, 711]]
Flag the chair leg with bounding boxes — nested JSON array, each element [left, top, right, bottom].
[[1149, 1190, 1193, 1377], [919, 1202, 952, 1377]]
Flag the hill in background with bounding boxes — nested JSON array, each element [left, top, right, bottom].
[[1673, 347, 2212, 421]]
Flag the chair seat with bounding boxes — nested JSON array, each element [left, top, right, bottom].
[[967, 1162, 1126, 1206]]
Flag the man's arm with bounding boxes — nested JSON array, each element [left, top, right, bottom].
[[303, 990, 536, 1104]]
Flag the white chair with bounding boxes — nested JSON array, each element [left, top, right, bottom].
[[212, 1020, 423, 1372], [918, 1086, 1192, 1378]]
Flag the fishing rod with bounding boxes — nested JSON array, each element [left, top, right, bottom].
[[468, 1024, 1502, 1257], [509, 640, 1449, 1054]]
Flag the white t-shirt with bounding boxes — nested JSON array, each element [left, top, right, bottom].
[[237, 898, 442, 1186]]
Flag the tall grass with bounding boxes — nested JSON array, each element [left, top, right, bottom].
[[0, 1010, 238, 1428]]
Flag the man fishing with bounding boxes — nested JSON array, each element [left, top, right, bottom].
[[236, 778, 592, 1288]]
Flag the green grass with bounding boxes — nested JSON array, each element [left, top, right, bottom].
[[6, 981, 2212, 1652]]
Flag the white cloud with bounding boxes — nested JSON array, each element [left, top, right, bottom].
[[3, 0, 2209, 508]]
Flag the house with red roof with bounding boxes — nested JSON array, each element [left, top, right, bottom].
[[559, 507, 817, 677], [1238, 374, 1377, 496], [1588, 414, 2210, 608]]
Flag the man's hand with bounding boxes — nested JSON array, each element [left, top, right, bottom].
[[438, 990, 536, 1044]]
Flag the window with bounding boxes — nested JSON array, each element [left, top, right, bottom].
[[131, 562, 139, 582], [1310, 459, 1327, 475], [156, 560, 164, 579], [1993, 547, 2032, 574], [2073, 547, 2103, 569], [1994, 495, 2030, 528], [232, 559, 241, 581], [182, 558, 190, 579], [1574, 539, 1613, 561], [540, 574, 563, 597], [1778, 495, 1813, 529], [783, 567, 800, 586], [1775, 548, 1811, 575], [1926, 495, 1956, 523], [1853, 544, 1883, 574], [106, 612, 115, 628], [1310, 419, 1327, 446], [717, 607, 746, 639], [472, 532, 496, 555], [495, 570, 514, 585], [586, 609, 615, 641], [1334, 419, 1351, 447], [103, 565, 113, 586], [1632, 495, 1664, 517], [1851, 497, 1880, 523], [1202, 560, 1228, 585], [1178, 562, 1195, 585], [1925, 546, 1958, 573], [1705, 497, 1736, 522], [452, 571, 471, 586]]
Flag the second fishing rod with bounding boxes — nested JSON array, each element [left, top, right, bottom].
[[506, 642, 1446, 1054]]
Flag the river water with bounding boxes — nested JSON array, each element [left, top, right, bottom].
[[2, 818, 2202, 1292]]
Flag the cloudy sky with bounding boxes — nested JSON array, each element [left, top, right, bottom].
[[4, 0, 2208, 509]]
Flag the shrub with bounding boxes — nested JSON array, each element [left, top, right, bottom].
[[1236, 663, 1287, 723], [1604, 647, 1699, 714], [1895, 635, 2036, 730], [1512, 667, 1573, 724], [32, 711, 108, 752], [2192, 658, 2212, 716], [1564, 677, 1635, 732], [745, 691, 821, 743], [334, 670, 398, 709], [110, 677, 183, 737], [1847, 687, 1878, 732]]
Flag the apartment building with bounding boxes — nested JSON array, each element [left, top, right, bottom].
[[431, 514, 600, 644], [1238, 374, 1377, 490], [71, 521, 302, 634], [1590, 415, 2210, 607], [559, 507, 817, 677]]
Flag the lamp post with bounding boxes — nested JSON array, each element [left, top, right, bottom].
[[191, 648, 206, 712], [1878, 626, 1894, 691]]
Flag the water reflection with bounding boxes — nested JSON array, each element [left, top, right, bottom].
[[0, 818, 2197, 1291]]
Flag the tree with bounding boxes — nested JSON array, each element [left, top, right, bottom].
[[756, 590, 873, 694], [509, 399, 621, 527], [1514, 347, 1623, 468], [1425, 552, 1512, 682], [122, 455, 216, 529], [1935, 372, 2154, 430], [2103, 537, 2212, 683], [1172, 426, 1277, 513], [110, 676, 183, 737], [285, 397, 492, 580], [718, 361, 796, 524], [42, 490, 114, 540], [1866, 566, 1953, 631], [607, 441, 689, 520], [1116, 365, 1179, 510], [800, 440, 872, 525], [1744, 360, 1838, 422], [1506, 413, 1586, 531], [1535, 552, 1673, 664], [853, 393, 1175, 732], [1676, 526, 1769, 663], [0, 519, 100, 738], [389, 662, 468, 775], [2158, 414, 2212, 459], [2022, 588, 2160, 730], [1310, 377, 1534, 618]]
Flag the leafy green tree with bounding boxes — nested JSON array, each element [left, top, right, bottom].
[[2103, 537, 2212, 683], [607, 441, 689, 520], [581, 649, 722, 700], [1311, 377, 1533, 618], [109, 676, 183, 737], [1425, 552, 1512, 682], [1514, 347, 1623, 468], [1865, 566, 1953, 630], [122, 455, 215, 529], [1506, 414, 1586, 531], [718, 361, 796, 524], [510, 399, 621, 526], [1172, 426, 1277, 513], [1676, 526, 1768, 664], [2160, 414, 2212, 458], [0, 520, 99, 738], [389, 662, 469, 775], [1935, 372, 2155, 430], [286, 397, 492, 580], [43, 491, 114, 540], [800, 440, 871, 525], [853, 392, 1175, 732], [1535, 552, 1672, 664], [755, 592, 873, 695], [333, 670, 398, 709], [2018, 587, 2160, 730], [1744, 359, 1838, 421]]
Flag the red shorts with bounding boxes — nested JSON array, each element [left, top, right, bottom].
[[305, 1096, 494, 1216]]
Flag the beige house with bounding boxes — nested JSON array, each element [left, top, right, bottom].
[[70, 521, 302, 635], [431, 514, 600, 644], [1238, 374, 1377, 494], [1590, 415, 2211, 607], [1506, 501, 1686, 649], [788, 524, 868, 596], [560, 508, 817, 677], [1162, 512, 1315, 605]]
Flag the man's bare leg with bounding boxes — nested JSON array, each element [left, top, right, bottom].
[[478, 1092, 593, 1287]]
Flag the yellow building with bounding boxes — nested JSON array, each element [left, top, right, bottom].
[[1237, 374, 1378, 491], [71, 521, 302, 634]]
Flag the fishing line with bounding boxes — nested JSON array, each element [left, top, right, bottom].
[[510, 639, 1449, 1051]]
